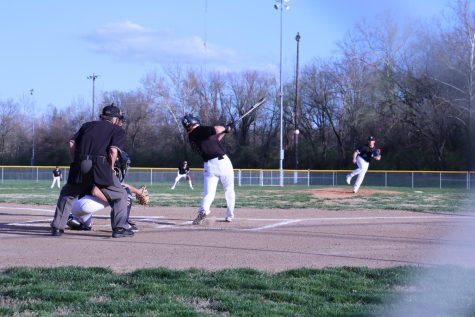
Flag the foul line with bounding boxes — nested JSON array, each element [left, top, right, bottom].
[[0, 206, 54, 212]]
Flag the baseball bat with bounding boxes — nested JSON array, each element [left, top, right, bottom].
[[235, 97, 266, 123]]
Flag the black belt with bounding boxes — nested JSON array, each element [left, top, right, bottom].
[[204, 155, 224, 162]]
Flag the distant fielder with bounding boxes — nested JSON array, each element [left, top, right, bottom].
[[50, 166, 62, 189], [171, 161, 193, 190], [346, 136, 382, 193]]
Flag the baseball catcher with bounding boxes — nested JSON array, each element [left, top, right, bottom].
[[67, 149, 147, 231], [346, 136, 382, 193]]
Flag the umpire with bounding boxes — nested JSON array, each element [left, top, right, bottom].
[[50, 104, 133, 238]]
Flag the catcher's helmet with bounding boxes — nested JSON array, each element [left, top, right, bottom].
[[114, 149, 131, 182], [181, 114, 200, 131]]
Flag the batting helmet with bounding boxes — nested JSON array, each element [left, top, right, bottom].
[[114, 149, 131, 182], [181, 114, 200, 131]]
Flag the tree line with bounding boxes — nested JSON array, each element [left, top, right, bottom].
[[1, 1, 474, 171]]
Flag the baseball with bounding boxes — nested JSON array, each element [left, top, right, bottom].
[[294, 129, 300, 135]]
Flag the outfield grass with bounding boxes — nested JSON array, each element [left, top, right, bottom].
[[0, 181, 473, 213]]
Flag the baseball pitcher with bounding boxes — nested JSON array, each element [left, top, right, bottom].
[[346, 136, 382, 193]]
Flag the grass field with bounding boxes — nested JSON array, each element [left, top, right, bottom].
[[1, 182, 474, 316], [0, 181, 473, 212], [1, 266, 474, 316]]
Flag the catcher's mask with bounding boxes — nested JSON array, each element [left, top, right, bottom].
[[114, 149, 131, 182], [181, 114, 200, 131]]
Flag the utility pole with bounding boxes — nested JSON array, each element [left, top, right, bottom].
[[30, 89, 35, 166], [274, 0, 290, 186], [293, 32, 301, 183], [87, 73, 99, 120]]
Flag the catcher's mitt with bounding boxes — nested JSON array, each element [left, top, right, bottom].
[[135, 185, 150, 206]]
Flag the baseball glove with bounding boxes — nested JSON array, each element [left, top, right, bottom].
[[135, 185, 150, 206], [372, 148, 382, 157]]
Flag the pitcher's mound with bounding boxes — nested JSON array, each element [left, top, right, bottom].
[[305, 187, 400, 199]]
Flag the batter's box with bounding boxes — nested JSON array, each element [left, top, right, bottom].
[[7, 214, 303, 232]]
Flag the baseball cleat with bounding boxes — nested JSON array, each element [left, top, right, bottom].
[[346, 175, 351, 185], [192, 213, 207, 225], [51, 227, 64, 236], [112, 228, 134, 238], [67, 218, 91, 231], [353, 189, 358, 194], [225, 217, 233, 222], [127, 221, 139, 232]]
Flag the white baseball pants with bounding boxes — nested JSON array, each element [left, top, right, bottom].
[[51, 176, 61, 188], [171, 173, 193, 189], [198, 155, 235, 219], [349, 156, 369, 192], [70, 195, 108, 227]]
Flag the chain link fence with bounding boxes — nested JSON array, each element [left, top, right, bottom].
[[1, 166, 473, 189]]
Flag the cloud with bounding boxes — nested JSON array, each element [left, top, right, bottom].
[[83, 21, 239, 65]]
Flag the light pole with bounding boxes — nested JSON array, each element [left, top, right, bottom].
[[293, 32, 300, 183], [30, 89, 35, 166], [87, 73, 99, 120], [274, 0, 289, 186]]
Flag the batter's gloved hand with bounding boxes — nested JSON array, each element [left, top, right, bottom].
[[224, 122, 234, 133], [135, 185, 150, 206]]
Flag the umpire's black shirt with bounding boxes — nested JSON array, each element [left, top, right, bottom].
[[69, 120, 126, 186], [188, 125, 226, 162]]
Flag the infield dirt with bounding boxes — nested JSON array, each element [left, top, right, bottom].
[[1, 202, 474, 272]]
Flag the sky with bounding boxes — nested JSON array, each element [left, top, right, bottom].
[[0, 0, 453, 114]]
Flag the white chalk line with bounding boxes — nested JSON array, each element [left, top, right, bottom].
[[0, 206, 54, 213], [3, 205, 475, 231]]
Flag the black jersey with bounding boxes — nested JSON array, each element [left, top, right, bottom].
[[69, 120, 126, 186], [357, 145, 376, 163], [178, 164, 190, 175], [53, 169, 62, 177], [188, 125, 226, 162]]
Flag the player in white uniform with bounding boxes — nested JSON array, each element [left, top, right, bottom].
[[346, 136, 382, 193], [181, 114, 235, 224], [171, 161, 193, 190], [50, 166, 62, 189]]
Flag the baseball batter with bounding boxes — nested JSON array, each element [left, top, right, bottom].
[[346, 136, 382, 193], [171, 161, 193, 190], [181, 114, 235, 224]]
